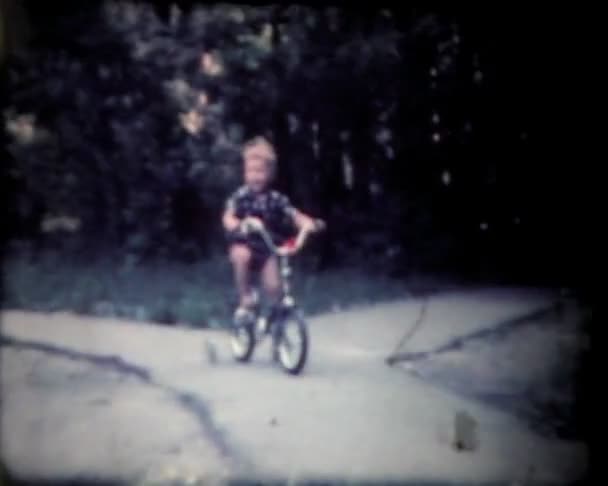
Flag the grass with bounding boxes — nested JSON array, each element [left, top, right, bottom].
[[1, 251, 411, 328]]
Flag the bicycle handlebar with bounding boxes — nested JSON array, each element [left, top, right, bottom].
[[243, 218, 325, 256]]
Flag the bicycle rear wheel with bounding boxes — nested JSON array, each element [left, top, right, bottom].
[[274, 310, 308, 375]]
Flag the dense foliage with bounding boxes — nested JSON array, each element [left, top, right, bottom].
[[3, 2, 581, 285]]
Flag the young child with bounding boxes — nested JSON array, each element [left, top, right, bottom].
[[222, 136, 319, 319]]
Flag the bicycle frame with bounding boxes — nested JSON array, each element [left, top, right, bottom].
[[278, 255, 295, 308], [245, 221, 323, 339], [231, 219, 323, 373], [251, 225, 301, 308]]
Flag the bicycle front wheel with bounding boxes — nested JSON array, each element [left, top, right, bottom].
[[275, 310, 309, 375]]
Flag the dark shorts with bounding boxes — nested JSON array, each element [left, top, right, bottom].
[[227, 234, 273, 270]]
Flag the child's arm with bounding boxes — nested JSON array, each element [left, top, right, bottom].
[[278, 192, 322, 236], [222, 206, 241, 233], [292, 209, 317, 233], [279, 207, 324, 255]]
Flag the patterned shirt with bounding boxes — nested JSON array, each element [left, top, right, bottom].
[[225, 185, 297, 256]]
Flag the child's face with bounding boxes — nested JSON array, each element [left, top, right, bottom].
[[244, 157, 273, 192]]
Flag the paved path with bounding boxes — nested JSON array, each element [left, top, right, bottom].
[[0, 288, 588, 484]]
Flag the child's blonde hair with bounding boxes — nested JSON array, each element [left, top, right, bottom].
[[242, 136, 277, 169]]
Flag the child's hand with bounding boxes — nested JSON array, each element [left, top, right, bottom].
[[241, 216, 265, 234], [301, 219, 317, 234], [300, 218, 325, 235]]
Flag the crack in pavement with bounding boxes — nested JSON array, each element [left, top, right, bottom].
[[0, 335, 152, 381], [386, 301, 562, 364], [388, 300, 585, 440], [0, 333, 254, 476]]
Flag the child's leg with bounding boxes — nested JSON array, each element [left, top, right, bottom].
[[260, 256, 282, 305], [229, 243, 255, 308]]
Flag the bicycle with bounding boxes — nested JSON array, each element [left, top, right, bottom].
[[229, 219, 325, 375]]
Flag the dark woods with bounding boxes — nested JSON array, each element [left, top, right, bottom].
[[2, 2, 583, 288]]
